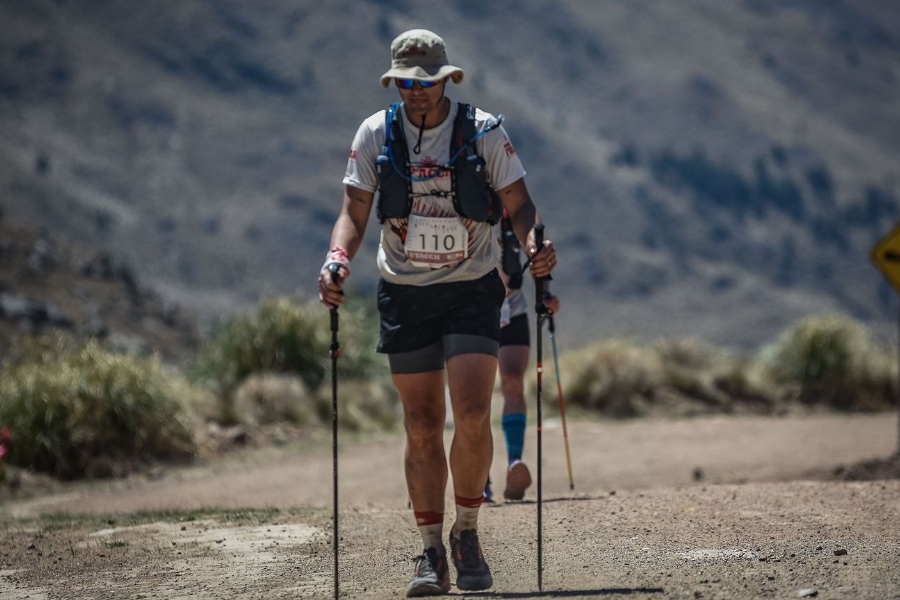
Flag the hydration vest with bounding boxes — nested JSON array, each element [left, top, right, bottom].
[[375, 102, 503, 225]]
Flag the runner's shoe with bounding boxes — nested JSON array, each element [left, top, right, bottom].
[[503, 459, 532, 501], [483, 477, 495, 503], [449, 529, 493, 591], [407, 546, 450, 597]]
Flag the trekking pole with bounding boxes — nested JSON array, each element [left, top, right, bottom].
[[328, 263, 342, 600], [548, 316, 574, 491], [532, 224, 547, 593]]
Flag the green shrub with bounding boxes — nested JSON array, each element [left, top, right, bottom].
[[232, 374, 314, 426], [653, 337, 722, 371], [313, 379, 401, 433], [231, 374, 400, 433], [653, 338, 785, 413], [195, 297, 387, 402], [555, 315, 899, 420], [761, 314, 897, 411], [0, 339, 199, 479], [653, 338, 734, 411], [710, 360, 782, 411], [563, 340, 663, 418]]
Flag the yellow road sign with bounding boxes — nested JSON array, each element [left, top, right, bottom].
[[870, 221, 900, 293]]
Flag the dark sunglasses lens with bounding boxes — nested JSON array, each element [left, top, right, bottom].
[[397, 78, 438, 89]]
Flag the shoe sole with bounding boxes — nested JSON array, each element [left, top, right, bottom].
[[407, 580, 451, 597], [503, 462, 532, 501], [456, 574, 494, 591]]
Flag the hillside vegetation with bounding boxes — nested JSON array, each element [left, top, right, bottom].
[[0, 298, 895, 481], [1, 1, 899, 350]]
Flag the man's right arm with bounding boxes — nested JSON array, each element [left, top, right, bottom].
[[318, 185, 375, 308], [332, 185, 375, 260]]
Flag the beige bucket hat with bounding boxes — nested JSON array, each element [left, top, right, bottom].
[[379, 29, 465, 88]]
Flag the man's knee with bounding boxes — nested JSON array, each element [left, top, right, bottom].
[[404, 406, 445, 443], [499, 375, 525, 399], [452, 401, 491, 433]]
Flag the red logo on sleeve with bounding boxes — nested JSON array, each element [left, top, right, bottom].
[[349, 150, 357, 160], [503, 140, 516, 157]]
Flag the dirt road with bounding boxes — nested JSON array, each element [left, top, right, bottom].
[[0, 413, 898, 599]]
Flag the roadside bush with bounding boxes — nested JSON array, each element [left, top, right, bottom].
[[314, 379, 401, 433], [195, 297, 387, 406], [0, 338, 201, 479], [762, 314, 898, 411], [654, 338, 783, 413], [232, 374, 400, 433], [563, 340, 663, 418], [232, 373, 315, 426], [549, 312, 900, 421], [709, 360, 784, 412], [653, 337, 721, 371]]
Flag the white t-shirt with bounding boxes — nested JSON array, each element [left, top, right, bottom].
[[502, 288, 529, 326], [342, 100, 526, 286]]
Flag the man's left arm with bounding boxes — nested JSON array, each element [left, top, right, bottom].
[[496, 178, 556, 279]]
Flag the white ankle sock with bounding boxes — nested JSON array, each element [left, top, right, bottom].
[[418, 523, 444, 551], [452, 505, 480, 537]]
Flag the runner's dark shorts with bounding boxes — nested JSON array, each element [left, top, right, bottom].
[[500, 313, 530, 347], [377, 270, 506, 373]]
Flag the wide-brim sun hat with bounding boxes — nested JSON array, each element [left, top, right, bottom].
[[380, 29, 465, 88]]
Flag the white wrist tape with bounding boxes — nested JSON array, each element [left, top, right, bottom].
[[322, 246, 351, 278]]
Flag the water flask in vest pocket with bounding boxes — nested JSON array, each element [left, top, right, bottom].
[[454, 154, 500, 224], [376, 152, 412, 220]]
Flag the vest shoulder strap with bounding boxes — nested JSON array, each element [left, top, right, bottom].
[[375, 102, 413, 222], [383, 102, 404, 149], [383, 102, 410, 172], [451, 103, 478, 158]]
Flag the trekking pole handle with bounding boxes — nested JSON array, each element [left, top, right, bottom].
[[328, 262, 344, 284], [533, 224, 546, 315], [328, 263, 343, 333]]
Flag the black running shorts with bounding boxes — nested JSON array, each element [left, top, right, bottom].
[[500, 313, 530, 347], [377, 270, 506, 370]]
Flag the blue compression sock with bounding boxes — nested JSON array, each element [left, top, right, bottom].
[[502, 413, 527, 464]]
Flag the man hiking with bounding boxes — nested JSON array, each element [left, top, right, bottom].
[[485, 213, 561, 503], [318, 29, 557, 596]]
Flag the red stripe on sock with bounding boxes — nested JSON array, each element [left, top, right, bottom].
[[455, 495, 484, 509], [414, 511, 444, 526]]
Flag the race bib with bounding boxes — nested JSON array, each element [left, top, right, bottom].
[[404, 215, 469, 268]]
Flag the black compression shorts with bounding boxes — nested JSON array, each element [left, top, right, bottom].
[[500, 313, 530, 347], [376, 270, 506, 372]]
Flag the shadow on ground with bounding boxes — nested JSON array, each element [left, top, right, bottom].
[[461, 587, 665, 598]]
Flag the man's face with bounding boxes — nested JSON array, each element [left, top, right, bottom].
[[395, 77, 447, 115]]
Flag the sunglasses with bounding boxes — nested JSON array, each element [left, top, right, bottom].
[[395, 78, 440, 90]]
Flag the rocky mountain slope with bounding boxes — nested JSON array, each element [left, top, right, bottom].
[[2, 0, 899, 351], [0, 210, 197, 362]]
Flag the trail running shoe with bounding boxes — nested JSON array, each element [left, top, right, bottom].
[[406, 546, 450, 597], [503, 459, 532, 501], [449, 529, 493, 591], [483, 477, 495, 504]]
